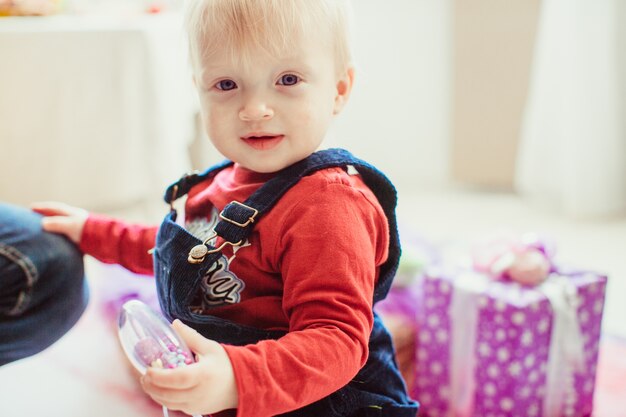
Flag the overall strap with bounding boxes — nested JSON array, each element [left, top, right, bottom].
[[163, 159, 234, 207]]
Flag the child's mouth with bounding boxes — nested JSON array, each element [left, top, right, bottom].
[[241, 134, 285, 150]]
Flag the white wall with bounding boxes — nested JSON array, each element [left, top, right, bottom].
[[326, 0, 452, 195]]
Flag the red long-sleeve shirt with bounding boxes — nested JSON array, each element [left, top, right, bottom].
[[80, 164, 389, 416]]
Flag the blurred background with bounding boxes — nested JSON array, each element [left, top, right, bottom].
[[0, 0, 625, 415]]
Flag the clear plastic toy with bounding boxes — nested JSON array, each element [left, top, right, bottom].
[[118, 299, 200, 417]]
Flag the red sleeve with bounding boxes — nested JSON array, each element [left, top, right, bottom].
[[223, 178, 389, 417], [79, 213, 158, 275]]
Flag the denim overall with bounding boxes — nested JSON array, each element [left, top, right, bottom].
[[154, 149, 419, 417]]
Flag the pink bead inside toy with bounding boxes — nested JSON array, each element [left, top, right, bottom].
[[118, 300, 194, 374]]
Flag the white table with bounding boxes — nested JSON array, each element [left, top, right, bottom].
[[0, 13, 197, 210]]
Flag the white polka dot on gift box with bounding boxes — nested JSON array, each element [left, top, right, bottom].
[[472, 289, 552, 416]]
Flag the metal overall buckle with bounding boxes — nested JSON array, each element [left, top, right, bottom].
[[218, 201, 259, 228]]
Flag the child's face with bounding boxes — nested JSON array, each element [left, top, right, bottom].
[[194, 35, 353, 173]]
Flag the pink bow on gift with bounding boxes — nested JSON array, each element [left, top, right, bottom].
[[471, 233, 556, 285]]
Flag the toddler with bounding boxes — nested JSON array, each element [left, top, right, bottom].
[[34, 1, 418, 416]]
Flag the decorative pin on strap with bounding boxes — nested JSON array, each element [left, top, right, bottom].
[[187, 232, 243, 264]]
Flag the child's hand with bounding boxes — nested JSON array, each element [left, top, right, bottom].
[[31, 202, 88, 244], [141, 320, 239, 415]]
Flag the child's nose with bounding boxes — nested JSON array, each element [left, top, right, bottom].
[[239, 98, 274, 122]]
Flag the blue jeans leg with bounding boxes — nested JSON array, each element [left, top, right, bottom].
[[0, 203, 89, 366]]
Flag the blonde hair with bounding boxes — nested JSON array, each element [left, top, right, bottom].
[[184, 0, 353, 75]]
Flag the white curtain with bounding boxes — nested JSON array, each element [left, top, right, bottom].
[[516, 0, 626, 218]]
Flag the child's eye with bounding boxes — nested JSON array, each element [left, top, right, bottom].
[[277, 74, 300, 86], [216, 79, 237, 91]]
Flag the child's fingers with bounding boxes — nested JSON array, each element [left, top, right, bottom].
[[41, 216, 75, 233], [31, 201, 77, 217], [40, 215, 83, 243], [140, 378, 189, 410], [172, 319, 218, 357], [144, 366, 197, 390]]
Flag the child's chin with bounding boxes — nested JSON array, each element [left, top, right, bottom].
[[249, 164, 287, 174], [243, 159, 292, 173]]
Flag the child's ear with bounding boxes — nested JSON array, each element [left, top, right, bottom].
[[333, 66, 355, 115]]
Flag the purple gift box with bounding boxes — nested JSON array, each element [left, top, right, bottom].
[[415, 267, 607, 417]]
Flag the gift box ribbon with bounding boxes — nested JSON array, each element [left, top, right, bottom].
[[539, 275, 585, 416]]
